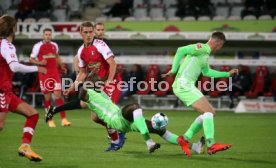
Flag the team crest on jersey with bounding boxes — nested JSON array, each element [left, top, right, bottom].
[[91, 51, 95, 56], [196, 43, 202, 50]]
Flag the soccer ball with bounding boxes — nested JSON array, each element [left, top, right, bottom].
[[151, 112, 169, 130]]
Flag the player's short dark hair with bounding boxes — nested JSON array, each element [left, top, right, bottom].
[[0, 15, 17, 37], [80, 21, 94, 32], [43, 28, 52, 33], [211, 31, 226, 42], [95, 22, 104, 27]]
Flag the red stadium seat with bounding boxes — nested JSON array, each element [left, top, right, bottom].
[[245, 66, 268, 98], [155, 65, 175, 97], [264, 70, 276, 97], [197, 75, 211, 95], [208, 65, 231, 97], [136, 64, 159, 95]]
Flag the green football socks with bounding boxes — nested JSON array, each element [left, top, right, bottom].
[[162, 130, 178, 145], [133, 108, 150, 141], [184, 115, 203, 141], [202, 112, 215, 147]]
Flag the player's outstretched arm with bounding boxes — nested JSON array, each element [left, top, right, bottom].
[[229, 69, 239, 76], [73, 55, 80, 74], [161, 70, 174, 78], [63, 67, 86, 96], [171, 44, 199, 74], [106, 57, 116, 84], [79, 87, 88, 102], [202, 65, 231, 78], [9, 61, 47, 74]]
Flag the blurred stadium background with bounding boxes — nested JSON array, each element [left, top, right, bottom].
[[0, 0, 276, 167]]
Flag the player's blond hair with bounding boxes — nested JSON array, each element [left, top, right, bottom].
[[0, 15, 16, 37], [80, 21, 94, 32]]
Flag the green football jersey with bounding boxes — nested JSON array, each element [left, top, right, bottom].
[[86, 89, 120, 126], [85, 89, 138, 133], [171, 43, 229, 88]]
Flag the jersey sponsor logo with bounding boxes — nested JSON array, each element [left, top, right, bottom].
[[88, 62, 100, 69], [42, 54, 57, 59], [196, 43, 202, 50]]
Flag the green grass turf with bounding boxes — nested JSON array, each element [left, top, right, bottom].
[[1, 109, 276, 168]]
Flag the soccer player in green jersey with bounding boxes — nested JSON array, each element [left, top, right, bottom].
[[162, 32, 239, 157], [45, 71, 205, 154]]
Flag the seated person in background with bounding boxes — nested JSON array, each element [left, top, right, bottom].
[[119, 64, 143, 102], [228, 65, 251, 108]]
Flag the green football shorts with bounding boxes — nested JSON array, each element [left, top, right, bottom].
[[173, 83, 204, 107]]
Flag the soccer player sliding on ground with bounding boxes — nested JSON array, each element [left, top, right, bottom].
[[45, 70, 205, 154], [162, 31, 239, 157]]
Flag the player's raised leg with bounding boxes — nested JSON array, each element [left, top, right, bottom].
[[145, 120, 205, 154], [122, 103, 160, 153]]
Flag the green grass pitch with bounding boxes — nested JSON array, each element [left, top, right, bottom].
[[1, 109, 276, 168]]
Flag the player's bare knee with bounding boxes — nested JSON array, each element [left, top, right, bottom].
[[209, 108, 216, 115], [80, 101, 87, 108], [91, 113, 98, 122], [54, 94, 62, 99], [28, 108, 38, 116]]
